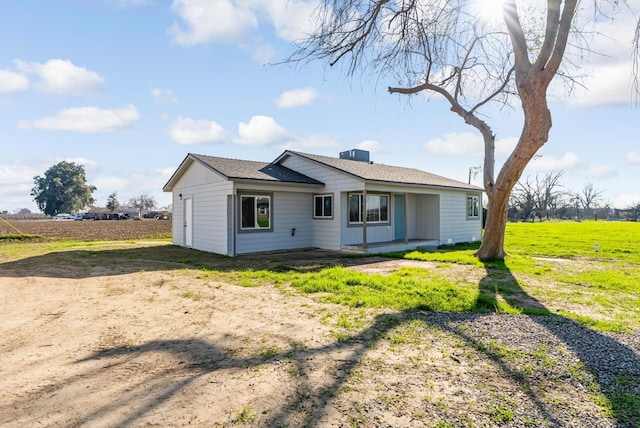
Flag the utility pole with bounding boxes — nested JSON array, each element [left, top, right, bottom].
[[468, 165, 482, 184]]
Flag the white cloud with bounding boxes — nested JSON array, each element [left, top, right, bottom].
[[0, 160, 58, 212], [243, 39, 277, 64], [556, 7, 638, 107], [168, 0, 258, 45], [357, 140, 383, 154], [627, 152, 640, 164], [528, 152, 582, 171], [17, 104, 140, 133], [234, 115, 290, 146], [583, 164, 618, 179], [150, 87, 179, 104], [282, 134, 340, 150], [169, 117, 226, 145], [131, 168, 176, 193], [613, 193, 640, 209], [167, 0, 317, 58], [0, 69, 29, 94], [259, 0, 318, 42], [14, 59, 104, 95], [424, 132, 516, 156], [94, 176, 129, 192], [92, 167, 175, 210], [564, 63, 634, 107], [275, 87, 319, 108], [63, 157, 98, 169]]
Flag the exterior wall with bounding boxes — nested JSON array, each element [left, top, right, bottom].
[[406, 194, 440, 239], [340, 192, 395, 245], [169, 162, 232, 255], [234, 190, 314, 254], [170, 192, 183, 246], [439, 190, 483, 244], [280, 156, 363, 251]]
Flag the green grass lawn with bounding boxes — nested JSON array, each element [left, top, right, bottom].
[[220, 221, 640, 333]]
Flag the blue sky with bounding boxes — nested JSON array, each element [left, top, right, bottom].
[[1, 0, 639, 213]]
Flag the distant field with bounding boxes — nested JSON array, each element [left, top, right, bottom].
[[0, 219, 172, 241]]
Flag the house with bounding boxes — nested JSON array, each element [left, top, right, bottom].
[[162, 149, 483, 256]]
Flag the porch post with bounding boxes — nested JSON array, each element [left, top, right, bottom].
[[362, 188, 367, 249], [231, 193, 237, 256], [404, 192, 408, 244]]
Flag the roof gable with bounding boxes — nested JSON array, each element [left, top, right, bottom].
[[275, 151, 482, 191], [163, 153, 323, 191]]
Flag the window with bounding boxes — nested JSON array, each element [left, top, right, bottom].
[[467, 195, 480, 218], [240, 194, 271, 230], [348, 193, 389, 224], [314, 194, 333, 219]]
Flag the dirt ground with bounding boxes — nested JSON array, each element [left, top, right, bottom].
[[0, 219, 171, 240], [1, 242, 638, 427]]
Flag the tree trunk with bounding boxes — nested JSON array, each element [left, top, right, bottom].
[[476, 78, 553, 260], [477, 191, 509, 260]]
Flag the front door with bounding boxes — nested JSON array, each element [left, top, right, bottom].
[[184, 198, 193, 247], [394, 194, 405, 240]]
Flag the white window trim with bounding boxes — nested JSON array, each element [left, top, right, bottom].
[[239, 193, 273, 232], [313, 194, 333, 219], [348, 193, 390, 225], [467, 195, 480, 219]]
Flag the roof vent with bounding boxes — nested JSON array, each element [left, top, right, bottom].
[[339, 149, 370, 163]]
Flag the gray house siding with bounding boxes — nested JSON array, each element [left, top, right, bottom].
[[406, 194, 440, 240], [340, 192, 395, 245], [175, 182, 232, 254], [168, 162, 231, 254], [279, 155, 362, 251], [439, 191, 483, 244], [234, 190, 314, 254]]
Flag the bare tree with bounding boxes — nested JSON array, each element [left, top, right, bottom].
[[128, 193, 157, 214], [576, 183, 604, 218], [292, 0, 638, 259], [510, 176, 537, 221], [538, 171, 565, 220], [509, 171, 564, 221]]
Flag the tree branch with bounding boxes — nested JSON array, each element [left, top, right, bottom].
[[328, 0, 390, 68], [502, 0, 531, 76], [542, 0, 579, 81], [535, 0, 562, 71], [470, 66, 516, 115]]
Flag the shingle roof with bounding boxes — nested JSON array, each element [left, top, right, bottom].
[[164, 151, 483, 192], [279, 151, 482, 191], [190, 153, 323, 185]]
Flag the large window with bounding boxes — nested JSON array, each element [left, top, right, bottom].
[[240, 194, 271, 230], [314, 194, 333, 219], [467, 195, 480, 218], [348, 193, 389, 224]]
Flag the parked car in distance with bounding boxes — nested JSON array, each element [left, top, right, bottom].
[[53, 213, 73, 220]]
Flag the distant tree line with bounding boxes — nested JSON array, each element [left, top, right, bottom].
[[508, 171, 639, 222], [26, 161, 168, 218]]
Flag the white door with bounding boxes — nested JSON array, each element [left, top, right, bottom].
[[184, 198, 193, 247]]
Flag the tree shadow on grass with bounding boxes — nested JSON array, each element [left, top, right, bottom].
[[0, 244, 373, 279], [473, 259, 640, 426]]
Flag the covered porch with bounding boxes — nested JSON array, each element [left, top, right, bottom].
[[340, 192, 441, 253], [341, 238, 439, 254]]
